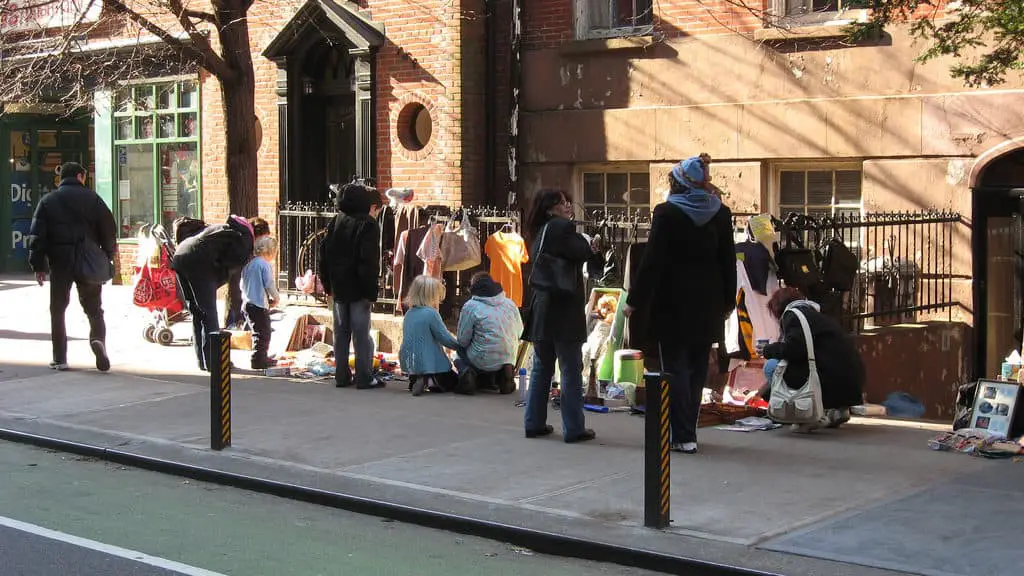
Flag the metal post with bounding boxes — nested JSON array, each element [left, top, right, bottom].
[[643, 372, 671, 529], [209, 331, 231, 451]]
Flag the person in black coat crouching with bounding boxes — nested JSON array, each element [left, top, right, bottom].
[[624, 156, 737, 454], [171, 215, 255, 371], [756, 286, 865, 432]]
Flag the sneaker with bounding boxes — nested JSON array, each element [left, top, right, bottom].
[[671, 442, 698, 454], [90, 340, 110, 372], [790, 423, 818, 434], [49, 361, 69, 371], [357, 377, 387, 390], [826, 408, 852, 428]]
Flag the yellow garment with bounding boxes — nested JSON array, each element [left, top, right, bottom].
[[484, 231, 529, 306], [736, 288, 756, 359]]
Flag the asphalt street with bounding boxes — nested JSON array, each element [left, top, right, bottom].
[[0, 525, 185, 576], [0, 441, 661, 576]]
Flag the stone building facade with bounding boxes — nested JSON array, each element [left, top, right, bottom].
[[513, 0, 1024, 380]]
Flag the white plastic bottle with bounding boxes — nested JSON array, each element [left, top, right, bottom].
[[517, 368, 528, 405]]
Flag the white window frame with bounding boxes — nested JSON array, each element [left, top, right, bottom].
[[769, 0, 869, 27], [771, 162, 864, 251], [576, 164, 653, 220], [574, 0, 654, 40]]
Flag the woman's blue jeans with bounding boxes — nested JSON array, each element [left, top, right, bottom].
[[524, 340, 586, 440]]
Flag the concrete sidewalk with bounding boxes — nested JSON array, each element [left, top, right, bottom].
[[1, 277, 1019, 576]]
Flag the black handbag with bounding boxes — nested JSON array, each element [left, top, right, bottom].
[[776, 213, 822, 290], [529, 222, 577, 295], [821, 236, 859, 292], [74, 238, 114, 284]]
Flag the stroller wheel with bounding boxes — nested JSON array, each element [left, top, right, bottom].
[[143, 325, 157, 343], [156, 328, 174, 346]]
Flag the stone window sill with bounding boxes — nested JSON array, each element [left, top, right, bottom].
[[561, 35, 656, 55], [754, 24, 851, 41]]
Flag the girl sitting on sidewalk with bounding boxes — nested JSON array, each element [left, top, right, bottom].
[[399, 275, 461, 396]]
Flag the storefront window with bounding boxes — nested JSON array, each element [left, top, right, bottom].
[[112, 79, 201, 239]]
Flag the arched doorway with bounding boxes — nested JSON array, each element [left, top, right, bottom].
[[972, 148, 1024, 377]]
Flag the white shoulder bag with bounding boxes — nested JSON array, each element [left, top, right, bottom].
[[767, 307, 826, 425]]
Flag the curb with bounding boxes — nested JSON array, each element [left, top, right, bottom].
[[0, 427, 777, 576]]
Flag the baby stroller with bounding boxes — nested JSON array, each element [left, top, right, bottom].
[[132, 224, 190, 346]]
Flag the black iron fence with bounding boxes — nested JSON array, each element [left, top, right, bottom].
[[276, 202, 521, 315], [754, 210, 962, 331], [279, 204, 961, 331]]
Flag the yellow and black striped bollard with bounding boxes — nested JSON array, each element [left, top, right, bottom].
[[643, 371, 670, 528], [208, 331, 232, 451]]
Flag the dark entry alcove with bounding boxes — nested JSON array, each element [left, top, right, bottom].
[[264, 0, 383, 204], [972, 148, 1024, 378]]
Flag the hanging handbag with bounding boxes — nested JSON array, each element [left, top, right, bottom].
[[767, 308, 826, 425], [820, 218, 859, 292], [440, 210, 482, 272], [529, 222, 577, 295], [775, 214, 822, 290]]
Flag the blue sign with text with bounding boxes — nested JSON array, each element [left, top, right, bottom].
[[11, 218, 31, 263]]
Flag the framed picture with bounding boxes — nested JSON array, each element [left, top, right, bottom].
[[970, 380, 1020, 437]]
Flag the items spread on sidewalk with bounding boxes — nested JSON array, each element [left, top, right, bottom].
[[933, 352, 1024, 459]]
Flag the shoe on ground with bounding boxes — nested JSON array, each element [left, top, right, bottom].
[[826, 408, 851, 428], [525, 424, 554, 438], [455, 369, 477, 395], [671, 442, 698, 454], [357, 377, 387, 390], [411, 377, 426, 396], [90, 340, 110, 372], [49, 361, 69, 371], [564, 429, 597, 444], [336, 378, 354, 388], [790, 423, 818, 434], [251, 358, 278, 370]]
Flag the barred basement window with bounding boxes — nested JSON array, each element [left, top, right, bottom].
[[581, 170, 651, 219], [576, 0, 654, 40], [112, 79, 201, 240], [777, 166, 863, 245]]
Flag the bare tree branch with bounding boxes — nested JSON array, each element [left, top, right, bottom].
[[104, 0, 234, 81]]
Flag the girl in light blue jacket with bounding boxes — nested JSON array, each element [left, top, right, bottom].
[[399, 275, 460, 396]]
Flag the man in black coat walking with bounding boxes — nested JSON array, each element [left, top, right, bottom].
[[625, 156, 737, 454], [28, 162, 116, 372]]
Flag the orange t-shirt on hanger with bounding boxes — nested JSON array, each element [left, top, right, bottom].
[[484, 231, 529, 306]]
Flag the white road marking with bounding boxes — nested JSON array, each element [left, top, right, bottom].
[[0, 515, 227, 576]]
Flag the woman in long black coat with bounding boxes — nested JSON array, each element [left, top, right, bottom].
[[522, 189, 598, 443]]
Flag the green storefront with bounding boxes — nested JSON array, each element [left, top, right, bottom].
[[1, 80, 201, 277]]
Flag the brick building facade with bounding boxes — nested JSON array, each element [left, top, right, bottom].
[[2, 0, 508, 280]]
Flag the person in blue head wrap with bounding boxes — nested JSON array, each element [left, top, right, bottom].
[[624, 155, 737, 454]]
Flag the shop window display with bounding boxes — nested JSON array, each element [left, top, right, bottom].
[[112, 79, 201, 239]]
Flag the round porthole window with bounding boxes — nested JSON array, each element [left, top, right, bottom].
[[398, 102, 433, 152]]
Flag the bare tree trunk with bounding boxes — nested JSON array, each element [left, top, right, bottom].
[[217, 2, 258, 217]]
